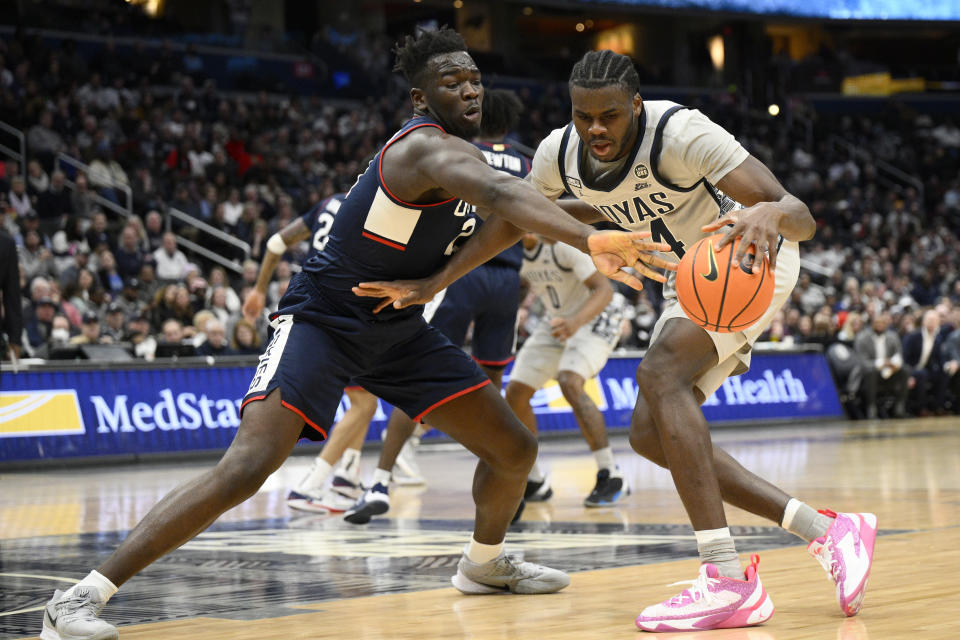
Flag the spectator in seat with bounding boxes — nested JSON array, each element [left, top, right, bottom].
[[153, 232, 189, 282], [114, 226, 144, 280], [855, 312, 909, 419], [36, 170, 74, 238], [24, 297, 57, 354], [903, 309, 948, 416], [102, 304, 126, 343], [196, 318, 235, 357], [231, 318, 262, 355], [70, 310, 108, 345]]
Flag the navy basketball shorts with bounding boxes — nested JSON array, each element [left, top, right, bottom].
[[425, 263, 520, 368], [241, 313, 490, 441]]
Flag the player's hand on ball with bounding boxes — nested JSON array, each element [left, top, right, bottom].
[[701, 204, 784, 272], [353, 276, 441, 313], [242, 289, 266, 322], [587, 230, 677, 291]]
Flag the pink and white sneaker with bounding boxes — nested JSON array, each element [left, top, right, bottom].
[[807, 510, 877, 616], [635, 555, 774, 632]]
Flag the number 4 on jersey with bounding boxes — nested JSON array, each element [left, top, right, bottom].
[[650, 218, 685, 258]]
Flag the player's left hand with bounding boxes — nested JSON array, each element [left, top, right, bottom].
[[587, 231, 676, 291], [701, 204, 785, 272], [549, 316, 577, 341], [353, 276, 441, 313]]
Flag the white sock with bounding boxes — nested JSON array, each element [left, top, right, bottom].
[[593, 446, 616, 472], [528, 459, 545, 483], [466, 536, 504, 564], [372, 467, 392, 487], [297, 457, 333, 493], [338, 448, 361, 480], [413, 424, 429, 437], [66, 571, 118, 604], [694, 528, 742, 578], [781, 498, 833, 542]]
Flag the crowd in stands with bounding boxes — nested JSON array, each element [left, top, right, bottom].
[[3, 27, 960, 420]]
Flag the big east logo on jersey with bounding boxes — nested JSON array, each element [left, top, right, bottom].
[[592, 191, 676, 226]]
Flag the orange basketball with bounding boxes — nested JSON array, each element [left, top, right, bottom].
[[675, 233, 775, 333]]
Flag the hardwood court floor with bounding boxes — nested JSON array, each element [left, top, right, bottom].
[[2, 417, 959, 640]]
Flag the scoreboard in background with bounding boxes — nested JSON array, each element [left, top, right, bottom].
[[0, 351, 843, 464]]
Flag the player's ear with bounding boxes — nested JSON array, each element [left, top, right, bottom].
[[410, 87, 427, 112], [633, 93, 643, 117]]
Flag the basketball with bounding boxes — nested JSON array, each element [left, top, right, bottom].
[[675, 233, 775, 333]]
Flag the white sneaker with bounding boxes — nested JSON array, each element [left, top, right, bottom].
[[451, 550, 570, 594], [392, 436, 425, 486], [41, 588, 118, 640]]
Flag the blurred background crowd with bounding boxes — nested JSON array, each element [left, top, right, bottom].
[[3, 0, 960, 421]]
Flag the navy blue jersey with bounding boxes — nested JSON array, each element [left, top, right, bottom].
[[471, 141, 529, 270], [299, 193, 346, 262], [303, 116, 475, 320]]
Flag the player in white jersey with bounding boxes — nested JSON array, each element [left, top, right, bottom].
[[357, 49, 876, 632], [505, 234, 629, 507], [524, 50, 876, 631]]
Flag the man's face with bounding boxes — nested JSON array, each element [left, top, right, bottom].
[[570, 85, 642, 162], [82, 321, 100, 341], [872, 314, 890, 333], [414, 52, 482, 139]]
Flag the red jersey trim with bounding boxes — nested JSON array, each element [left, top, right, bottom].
[[413, 379, 491, 422], [362, 231, 406, 251], [378, 122, 457, 208]]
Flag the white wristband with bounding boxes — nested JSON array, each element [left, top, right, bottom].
[[266, 233, 287, 256]]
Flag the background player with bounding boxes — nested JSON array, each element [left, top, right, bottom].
[[505, 233, 629, 507], [343, 88, 532, 524], [41, 29, 673, 640], [242, 193, 375, 514], [353, 48, 875, 633]]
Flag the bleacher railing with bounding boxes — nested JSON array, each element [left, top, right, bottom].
[[827, 135, 925, 203], [166, 207, 250, 275], [0, 120, 26, 177], [55, 152, 133, 220]]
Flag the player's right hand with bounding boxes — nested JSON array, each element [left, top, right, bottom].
[[242, 289, 266, 322], [587, 231, 676, 291], [353, 276, 442, 313]]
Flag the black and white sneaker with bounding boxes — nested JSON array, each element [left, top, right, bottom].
[[343, 482, 390, 524], [583, 469, 628, 507], [523, 475, 553, 502]]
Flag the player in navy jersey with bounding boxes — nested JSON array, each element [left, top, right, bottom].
[[40, 29, 675, 639], [242, 193, 376, 515], [344, 89, 533, 523]]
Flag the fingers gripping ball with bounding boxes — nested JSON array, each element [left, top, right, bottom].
[[676, 234, 775, 333]]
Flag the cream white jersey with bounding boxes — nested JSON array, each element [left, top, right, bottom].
[[520, 240, 625, 344], [528, 100, 793, 297]]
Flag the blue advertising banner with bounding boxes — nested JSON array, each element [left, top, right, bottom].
[[0, 352, 843, 463]]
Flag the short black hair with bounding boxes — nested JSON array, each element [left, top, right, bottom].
[[568, 50, 640, 95], [393, 26, 468, 87], [481, 89, 523, 137]]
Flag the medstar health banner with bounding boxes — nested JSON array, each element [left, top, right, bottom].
[[0, 352, 842, 463]]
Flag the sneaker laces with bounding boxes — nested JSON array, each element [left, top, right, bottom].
[[812, 537, 840, 582], [666, 570, 719, 606], [56, 590, 102, 617]]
